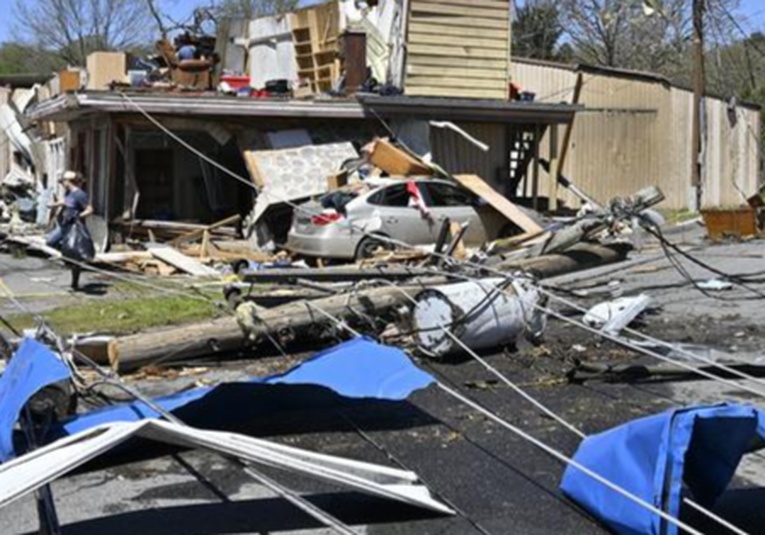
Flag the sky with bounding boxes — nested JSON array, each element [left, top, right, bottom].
[[0, 0, 764, 43], [0, 0, 319, 43]]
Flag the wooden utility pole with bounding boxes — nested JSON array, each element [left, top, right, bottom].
[[691, 0, 706, 210]]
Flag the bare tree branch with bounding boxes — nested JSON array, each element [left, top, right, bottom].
[[12, 0, 157, 66]]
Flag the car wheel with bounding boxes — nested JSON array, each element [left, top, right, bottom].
[[355, 236, 390, 260]]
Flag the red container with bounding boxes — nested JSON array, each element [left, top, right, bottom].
[[221, 75, 251, 90]]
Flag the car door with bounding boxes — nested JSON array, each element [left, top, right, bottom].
[[368, 183, 434, 245], [418, 182, 488, 245]]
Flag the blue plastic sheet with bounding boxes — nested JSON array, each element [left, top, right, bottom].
[[0, 338, 71, 461], [560, 404, 765, 535], [61, 338, 435, 436]]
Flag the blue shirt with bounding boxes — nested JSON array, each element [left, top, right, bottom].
[[60, 188, 89, 224], [178, 45, 197, 61]]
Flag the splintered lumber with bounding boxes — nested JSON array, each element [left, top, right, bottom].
[[145, 243, 218, 277], [5, 235, 62, 259], [100, 286, 421, 373], [93, 251, 154, 264], [170, 214, 241, 247], [453, 174, 542, 235]]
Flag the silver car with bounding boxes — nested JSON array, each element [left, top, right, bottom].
[[286, 178, 509, 261]]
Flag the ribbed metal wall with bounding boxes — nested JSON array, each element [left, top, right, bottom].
[[430, 122, 508, 189], [511, 60, 761, 210]]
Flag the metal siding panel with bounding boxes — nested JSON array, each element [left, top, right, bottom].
[[498, 61, 761, 209], [431, 122, 507, 190]]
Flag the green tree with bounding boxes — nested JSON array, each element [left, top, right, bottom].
[[512, 0, 563, 60], [0, 42, 63, 74]]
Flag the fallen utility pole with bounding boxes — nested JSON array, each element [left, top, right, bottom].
[[87, 243, 631, 373], [96, 286, 422, 373], [691, 0, 706, 210], [497, 243, 632, 280]]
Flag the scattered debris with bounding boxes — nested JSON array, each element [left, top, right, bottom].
[[697, 278, 734, 291], [582, 294, 652, 335]]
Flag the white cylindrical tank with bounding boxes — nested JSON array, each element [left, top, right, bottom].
[[412, 278, 546, 357]]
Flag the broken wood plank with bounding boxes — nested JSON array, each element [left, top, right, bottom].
[[93, 251, 154, 264], [368, 138, 433, 176], [453, 174, 543, 235], [169, 214, 241, 247], [5, 236, 62, 259], [145, 244, 218, 277]]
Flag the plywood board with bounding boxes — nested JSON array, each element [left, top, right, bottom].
[[86, 52, 127, 90], [453, 174, 542, 234], [145, 244, 218, 277]]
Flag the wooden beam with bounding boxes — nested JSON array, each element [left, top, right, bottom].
[[556, 73, 584, 180], [548, 125, 560, 212], [169, 214, 241, 247], [453, 174, 543, 234]]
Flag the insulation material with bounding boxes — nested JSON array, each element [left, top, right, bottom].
[[0, 104, 33, 162], [243, 142, 358, 225]]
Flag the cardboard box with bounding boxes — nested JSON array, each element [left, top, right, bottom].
[[86, 51, 127, 90]]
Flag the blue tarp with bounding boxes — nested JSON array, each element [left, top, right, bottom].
[[61, 337, 435, 436], [560, 404, 765, 535], [0, 338, 71, 462]]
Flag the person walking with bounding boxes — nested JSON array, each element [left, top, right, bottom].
[[46, 171, 94, 291]]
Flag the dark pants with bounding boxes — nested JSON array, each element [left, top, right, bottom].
[[46, 224, 83, 290]]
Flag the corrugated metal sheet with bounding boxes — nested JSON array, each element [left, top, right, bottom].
[[511, 61, 761, 210]]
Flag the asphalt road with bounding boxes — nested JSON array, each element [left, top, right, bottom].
[[2, 235, 765, 534]]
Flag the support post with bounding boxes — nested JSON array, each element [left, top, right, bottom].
[[532, 125, 540, 211], [548, 125, 559, 212], [691, 0, 706, 210]]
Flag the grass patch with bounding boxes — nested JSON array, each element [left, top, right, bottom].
[[8, 295, 223, 336]]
